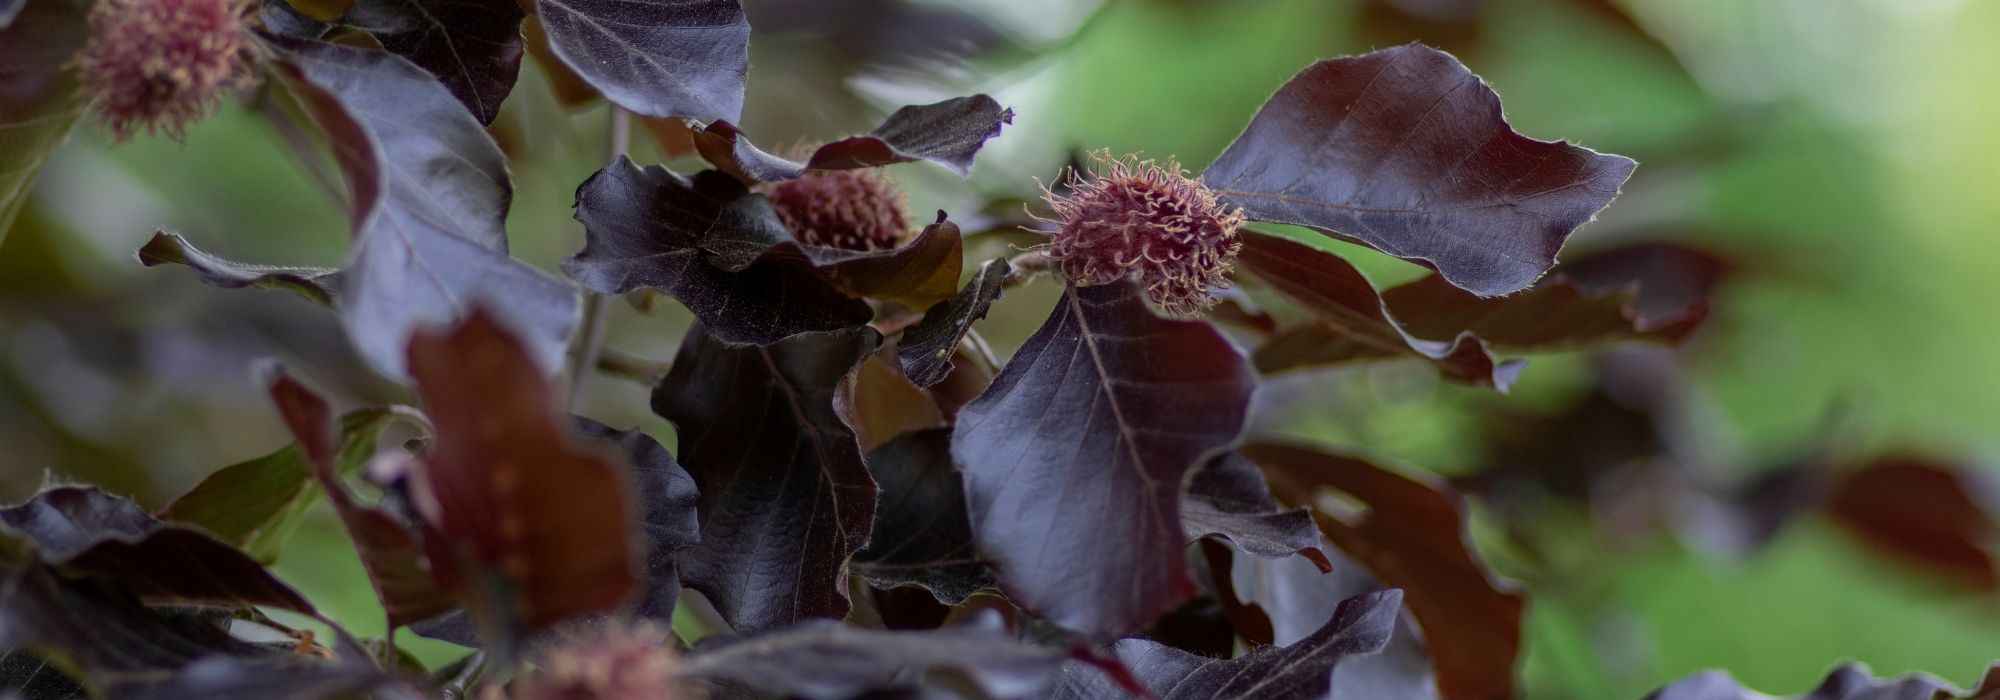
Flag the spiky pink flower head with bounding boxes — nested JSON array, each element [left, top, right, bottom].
[[78, 0, 257, 141], [487, 622, 699, 700], [1042, 151, 1246, 317], [764, 168, 911, 252]]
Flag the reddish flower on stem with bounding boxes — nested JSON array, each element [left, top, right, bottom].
[[78, 0, 257, 141], [1042, 151, 1245, 317]]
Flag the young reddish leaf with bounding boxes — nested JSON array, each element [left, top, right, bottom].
[[678, 615, 1094, 699], [0, 0, 87, 248], [534, 0, 747, 122], [137, 231, 342, 307], [0, 487, 319, 616], [405, 308, 641, 635], [345, 0, 526, 125], [271, 36, 578, 382], [1200, 44, 1636, 297], [808, 211, 964, 311], [653, 324, 880, 633], [1381, 241, 1729, 349], [897, 257, 1010, 387], [952, 281, 1257, 640], [1238, 231, 1516, 387], [1244, 441, 1524, 700], [1647, 662, 1978, 700], [839, 351, 945, 453], [1827, 456, 1999, 591], [694, 95, 1013, 182], [565, 158, 872, 345], [849, 428, 995, 605], [1049, 589, 1404, 699], [571, 418, 702, 621], [1183, 453, 1334, 570], [264, 369, 455, 629]]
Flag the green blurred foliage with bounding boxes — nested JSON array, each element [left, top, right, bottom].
[[3, 0, 1998, 695]]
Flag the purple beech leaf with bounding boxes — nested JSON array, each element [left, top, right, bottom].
[[1238, 231, 1518, 388], [565, 158, 873, 346], [1183, 452, 1334, 570], [137, 231, 342, 308], [345, 0, 527, 124], [113, 656, 414, 700], [0, 0, 87, 248], [270, 36, 577, 382], [1647, 662, 1981, 700], [694, 95, 1014, 182], [1048, 589, 1404, 699], [1201, 43, 1637, 297], [571, 418, 702, 621], [952, 281, 1258, 640], [264, 369, 455, 629], [653, 324, 881, 633], [534, 0, 747, 122], [0, 487, 319, 616], [1245, 441, 1523, 700], [1380, 241, 1729, 349], [0, 564, 275, 695], [678, 615, 1109, 700], [897, 256, 1010, 388], [849, 428, 995, 605], [520, 14, 598, 109]]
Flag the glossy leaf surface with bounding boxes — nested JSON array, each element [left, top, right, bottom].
[[1202, 44, 1636, 296], [952, 282, 1256, 640]]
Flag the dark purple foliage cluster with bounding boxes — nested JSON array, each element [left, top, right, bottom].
[[1, 1, 1996, 699]]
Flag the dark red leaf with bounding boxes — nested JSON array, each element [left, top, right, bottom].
[[1049, 589, 1404, 699], [952, 281, 1257, 640], [564, 158, 873, 345], [653, 324, 880, 633], [0, 487, 319, 616], [807, 211, 964, 311], [678, 615, 1092, 699], [1245, 441, 1524, 700], [1827, 456, 2000, 592], [1201, 44, 1636, 297], [271, 36, 577, 381], [405, 308, 641, 635], [897, 256, 1010, 387], [1238, 231, 1517, 388], [345, 0, 525, 124], [849, 428, 994, 605], [1381, 241, 1729, 349], [533, 0, 747, 122], [694, 95, 1013, 182]]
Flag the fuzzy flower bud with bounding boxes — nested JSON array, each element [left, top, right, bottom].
[[764, 169, 911, 252], [485, 622, 699, 700], [78, 0, 257, 141], [1042, 151, 1245, 317]]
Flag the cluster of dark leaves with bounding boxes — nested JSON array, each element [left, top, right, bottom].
[[5, 0, 1995, 698]]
